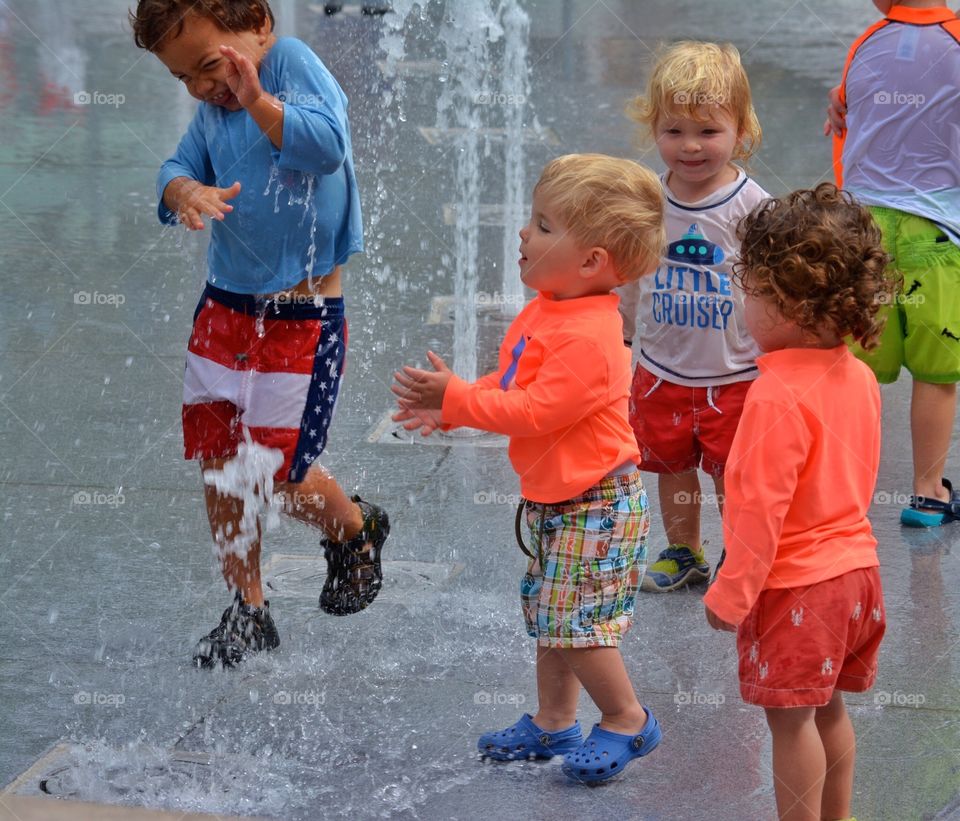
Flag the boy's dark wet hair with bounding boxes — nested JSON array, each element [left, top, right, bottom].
[[735, 182, 897, 350], [130, 0, 274, 51]]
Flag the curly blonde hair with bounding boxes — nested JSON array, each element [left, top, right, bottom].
[[534, 154, 665, 283], [735, 183, 896, 349], [627, 41, 761, 162]]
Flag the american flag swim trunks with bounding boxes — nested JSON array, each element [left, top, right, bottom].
[[182, 283, 346, 483]]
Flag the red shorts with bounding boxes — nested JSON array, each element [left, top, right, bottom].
[[182, 284, 346, 483], [629, 364, 753, 476], [736, 566, 886, 708]]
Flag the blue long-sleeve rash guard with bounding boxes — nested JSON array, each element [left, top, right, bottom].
[[156, 37, 363, 294]]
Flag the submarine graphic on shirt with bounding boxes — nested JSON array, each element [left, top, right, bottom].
[[667, 224, 724, 266]]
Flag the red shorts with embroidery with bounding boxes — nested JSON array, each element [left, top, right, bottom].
[[736, 566, 886, 708], [629, 364, 753, 476], [182, 284, 346, 483]]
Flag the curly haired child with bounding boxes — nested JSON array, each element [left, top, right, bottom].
[[704, 183, 896, 821]]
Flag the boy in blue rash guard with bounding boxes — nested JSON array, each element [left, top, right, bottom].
[[131, 0, 389, 668]]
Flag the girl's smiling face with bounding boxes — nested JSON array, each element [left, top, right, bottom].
[[655, 105, 742, 201]]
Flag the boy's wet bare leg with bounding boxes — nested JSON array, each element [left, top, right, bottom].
[[815, 691, 855, 821], [201, 457, 265, 608], [658, 469, 703, 549], [765, 706, 824, 821], [532, 646, 580, 731], [911, 380, 957, 501], [276, 462, 363, 541], [559, 647, 647, 735]]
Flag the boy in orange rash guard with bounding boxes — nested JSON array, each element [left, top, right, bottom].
[[704, 184, 895, 821], [392, 154, 666, 785]]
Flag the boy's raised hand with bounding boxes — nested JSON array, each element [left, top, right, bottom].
[[166, 178, 241, 231], [220, 45, 263, 109], [392, 351, 453, 410]]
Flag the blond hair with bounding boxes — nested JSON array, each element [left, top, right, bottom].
[[628, 41, 761, 162], [534, 154, 665, 283]]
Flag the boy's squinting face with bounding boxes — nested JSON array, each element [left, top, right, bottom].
[[155, 13, 272, 110], [655, 105, 741, 201], [518, 189, 597, 299]]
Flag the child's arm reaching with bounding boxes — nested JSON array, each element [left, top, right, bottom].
[[157, 108, 241, 230]]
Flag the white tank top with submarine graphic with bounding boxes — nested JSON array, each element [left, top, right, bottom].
[[617, 169, 769, 387]]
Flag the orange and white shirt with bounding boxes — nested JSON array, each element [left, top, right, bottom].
[[442, 292, 640, 504]]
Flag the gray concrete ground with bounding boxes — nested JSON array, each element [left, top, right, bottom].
[[1, 1, 959, 819]]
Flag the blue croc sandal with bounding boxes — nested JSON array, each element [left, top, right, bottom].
[[562, 710, 661, 784], [477, 713, 583, 761], [901, 479, 960, 528]]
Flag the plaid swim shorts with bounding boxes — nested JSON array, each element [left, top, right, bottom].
[[520, 471, 649, 649]]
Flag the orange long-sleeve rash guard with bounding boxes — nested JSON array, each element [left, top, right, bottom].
[[703, 346, 882, 626], [442, 292, 641, 504]]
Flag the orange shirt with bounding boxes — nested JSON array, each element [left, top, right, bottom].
[[442, 292, 641, 503], [703, 346, 881, 626]]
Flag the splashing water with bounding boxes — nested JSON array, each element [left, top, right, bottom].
[[201, 436, 284, 563]]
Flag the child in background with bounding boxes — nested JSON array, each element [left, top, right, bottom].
[[131, 0, 389, 668], [705, 184, 893, 821], [618, 42, 770, 592], [827, 0, 960, 527], [392, 154, 666, 784]]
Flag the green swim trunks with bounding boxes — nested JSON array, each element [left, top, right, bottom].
[[851, 206, 960, 384]]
